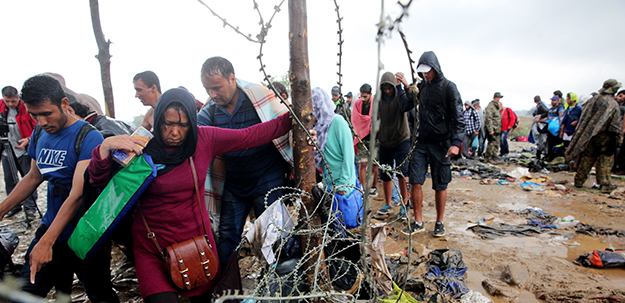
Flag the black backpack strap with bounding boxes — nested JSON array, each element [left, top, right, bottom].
[[74, 123, 97, 156], [31, 125, 43, 149]]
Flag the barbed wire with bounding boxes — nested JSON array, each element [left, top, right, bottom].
[[334, 0, 344, 95], [200, 0, 417, 302]]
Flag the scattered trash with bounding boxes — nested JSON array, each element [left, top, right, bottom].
[[521, 182, 544, 192], [520, 176, 549, 184], [553, 184, 566, 190], [574, 249, 625, 268], [460, 290, 493, 303], [377, 282, 420, 303], [365, 224, 393, 296], [506, 167, 530, 179]]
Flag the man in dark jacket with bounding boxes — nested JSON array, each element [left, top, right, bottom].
[[399, 51, 465, 237], [376, 72, 413, 220], [531, 95, 550, 160]]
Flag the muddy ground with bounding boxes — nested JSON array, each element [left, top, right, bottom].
[[1, 140, 624, 302], [362, 141, 625, 302]]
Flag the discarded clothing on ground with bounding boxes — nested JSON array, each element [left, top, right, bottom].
[[575, 223, 625, 238], [391, 249, 469, 302], [516, 208, 558, 227], [468, 223, 543, 240], [574, 249, 625, 268]]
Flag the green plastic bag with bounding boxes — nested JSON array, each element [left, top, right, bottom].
[[69, 154, 156, 259]]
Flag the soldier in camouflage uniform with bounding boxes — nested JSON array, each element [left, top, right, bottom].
[[484, 92, 503, 163], [566, 79, 623, 192]]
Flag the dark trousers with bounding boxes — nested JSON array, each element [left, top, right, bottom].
[[21, 225, 119, 303], [2, 153, 37, 213], [217, 188, 285, 268], [477, 130, 486, 156], [462, 133, 477, 158], [546, 132, 563, 160]]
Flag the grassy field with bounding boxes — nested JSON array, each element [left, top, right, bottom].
[[509, 115, 533, 138]]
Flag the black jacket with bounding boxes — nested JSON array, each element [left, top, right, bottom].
[[402, 51, 465, 147], [88, 115, 134, 138], [533, 102, 549, 119]]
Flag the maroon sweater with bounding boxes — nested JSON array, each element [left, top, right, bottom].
[[88, 113, 291, 298]]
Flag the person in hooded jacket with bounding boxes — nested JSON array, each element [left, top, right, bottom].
[[398, 51, 465, 237], [375, 72, 413, 220]]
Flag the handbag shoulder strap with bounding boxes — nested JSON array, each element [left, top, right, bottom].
[[140, 212, 165, 258], [140, 156, 207, 257], [189, 157, 209, 234]]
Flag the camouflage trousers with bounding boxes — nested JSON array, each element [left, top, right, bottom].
[[575, 133, 615, 186], [485, 133, 500, 160]]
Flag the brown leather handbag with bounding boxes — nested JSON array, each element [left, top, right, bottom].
[[141, 157, 219, 290]]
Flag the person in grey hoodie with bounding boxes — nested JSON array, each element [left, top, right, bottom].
[[376, 71, 414, 220], [399, 51, 465, 237]]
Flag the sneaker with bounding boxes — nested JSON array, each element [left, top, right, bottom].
[[4, 207, 22, 219], [369, 187, 378, 196], [433, 222, 446, 237], [401, 222, 424, 235], [377, 204, 392, 215]]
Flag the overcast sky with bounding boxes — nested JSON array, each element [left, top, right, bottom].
[[1, 0, 624, 123]]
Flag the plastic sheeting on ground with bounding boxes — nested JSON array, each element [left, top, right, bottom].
[[245, 201, 295, 265], [366, 223, 394, 296], [575, 249, 625, 268]]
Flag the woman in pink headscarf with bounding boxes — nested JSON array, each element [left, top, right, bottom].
[[351, 84, 379, 196]]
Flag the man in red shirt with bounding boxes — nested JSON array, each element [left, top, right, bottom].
[[500, 103, 518, 156], [0, 86, 38, 221]]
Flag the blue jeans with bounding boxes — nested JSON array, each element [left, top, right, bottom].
[[217, 187, 285, 267], [500, 130, 510, 156]]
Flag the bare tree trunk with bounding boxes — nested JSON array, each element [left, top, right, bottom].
[[288, 0, 330, 291], [89, 0, 115, 118]]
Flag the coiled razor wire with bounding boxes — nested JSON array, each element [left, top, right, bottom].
[[199, 1, 418, 302]]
